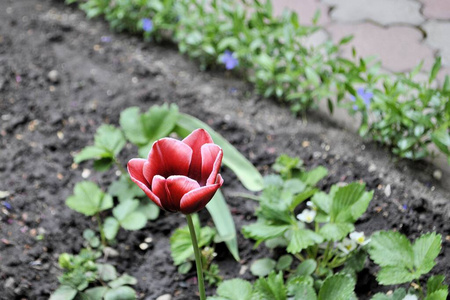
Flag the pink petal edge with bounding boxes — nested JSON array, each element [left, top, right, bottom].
[[179, 182, 222, 214]]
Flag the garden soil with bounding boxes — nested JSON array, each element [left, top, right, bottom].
[[0, 0, 449, 299]]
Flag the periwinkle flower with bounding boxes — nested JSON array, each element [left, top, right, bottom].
[[221, 50, 239, 70], [128, 129, 223, 214], [142, 18, 153, 32], [350, 87, 373, 110]]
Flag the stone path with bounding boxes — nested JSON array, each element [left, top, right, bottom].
[[273, 0, 450, 81]]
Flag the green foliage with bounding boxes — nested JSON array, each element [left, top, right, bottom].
[[170, 214, 216, 265], [74, 124, 126, 171], [367, 231, 442, 285], [103, 199, 147, 240], [66, 181, 113, 216], [51, 247, 138, 300], [67, 0, 450, 164]]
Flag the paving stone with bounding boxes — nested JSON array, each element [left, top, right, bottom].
[[323, 0, 424, 26], [421, 0, 450, 20], [301, 29, 329, 48], [423, 21, 450, 66], [272, 0, 330, 25], [326, 23, 435, 72]]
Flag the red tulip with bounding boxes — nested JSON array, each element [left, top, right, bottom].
[[127, 129, 224, 214]]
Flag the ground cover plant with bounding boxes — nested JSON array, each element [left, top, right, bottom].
[[1, 0, 450, 299], [65, 0, 450, 164]]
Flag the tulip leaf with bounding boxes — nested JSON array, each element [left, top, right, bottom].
[[66, 181, 113, 216], [206, 189, 240, 260], [174, 113, 264, 192]]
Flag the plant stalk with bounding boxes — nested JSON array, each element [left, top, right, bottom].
[[186, 214, 206, 300], [95, 213, 106, 246]]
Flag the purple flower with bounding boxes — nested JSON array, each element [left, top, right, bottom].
[[2, 201, 11, 210], [142, 18, 153, 32], [100, 36, 112, 43], [350, 88, 373, 110], [402, 204, 408, 210], [221, 50, 239, 70]]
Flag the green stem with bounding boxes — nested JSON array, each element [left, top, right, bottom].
[[95, 213, 106, 246], [186, 214, 206, 300]]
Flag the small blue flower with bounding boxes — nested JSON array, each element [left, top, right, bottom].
[[100, 36, 112, 43], [350, 87, 373, 110], [2, 201, 12, 210], [402, 204, 408, 210], [142, 18, 153, 32], [221, 50, 239, 70]]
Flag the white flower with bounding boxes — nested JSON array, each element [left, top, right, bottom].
[[306, 201, 317, 210], [337, 238, 357, 254], [350, 231, 370, 246], [297, 209, 316, 223], [402, 294, 418, 300]]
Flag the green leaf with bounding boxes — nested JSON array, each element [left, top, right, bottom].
[[429, 57, 441, 84], [84, 287, 109, 299], [170, 214, 216, 265], [368, 231, 414, 269], [216, 279, 253, 300], [104, 286, 136, 300], [427, 275, 448, 295], [66, 181, 113, 216], [371, 288, 407, 300], [425, 290, 449, 300], [242, 224, 289, 246], [305, 67, 321, 86], [319, 223, 355, 241], [178, 262, 192, 274], [108, 176, 145, 203], [412, 232, 441, 274], [97, 264, 117, 282], [431, 127, 450, 155], [206, 190, 239, 260], [311, 191, 332, 214], [253, 272, 286, 300], [300, 166, 328, 186], [331, 183, 370, 223], [138, 201, 160, 220], [74, 146, 110, 164], [120, 104, 178, 147], [251, 258, 276, 277], [74, 124, 126, 164], [287, 228, 324, 253], [376, 266, 417, 285], [276, 255, 293, 271], [318, 274, 356, 300], [103, 217, 120, 240], [295, 259, 317, 276], [120, 212, 147, 230], [293, 284, 317, 300], [49, 285, 78, 300], [108, 274, 138, 288], [175, 113, 264, 191], [113, 199, 139, 221]]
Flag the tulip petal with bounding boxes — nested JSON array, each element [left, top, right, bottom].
[[182, 129, 214, 182], [128, 158, 149, 185], [179, 183, 222, 214], [143, 138, 192, 184], [128, 159, 162, 208], [201, 144, 223, 185], [166, 176, 200, 211], [150, 175, 170, 211]]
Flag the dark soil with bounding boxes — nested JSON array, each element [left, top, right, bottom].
[[0, 0, 449, 299]]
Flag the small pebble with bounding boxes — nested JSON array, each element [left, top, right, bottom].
[[47, 70, 59, 83], [0, 191, 11, 199], [4, 277, 14, 290], [81, 169, 91, 178], [139, 243, 149, 250], [433, 170, 442, 180], [384, 184, 391, 197], [156, 294, 172, 300], [103, 247, 119, 258], [144, 237, 153, 243], [368, 163, 377, 173]]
